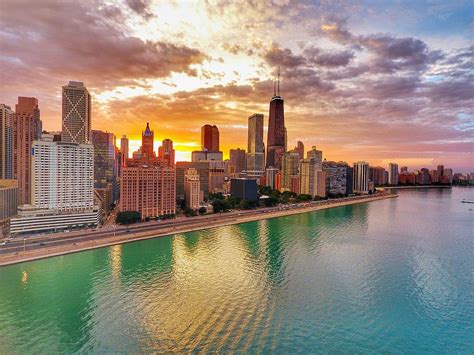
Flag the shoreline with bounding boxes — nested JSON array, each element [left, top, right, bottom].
[[377, 185, 452, 190], [0, 194, 397, 267]]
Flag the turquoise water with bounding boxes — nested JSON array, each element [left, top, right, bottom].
[[0, 188, 473, 353]]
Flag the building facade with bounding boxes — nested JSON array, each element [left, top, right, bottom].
[[281, 151, 300, 191], [120, 135, 129, 160], [61, 81, 91, 144], [247, 113, 265, 177], [92, 130, 118, 207], [353, 161, 369, 194], [184, 168, 202, 209], [266, 89, 285, 170], [120, 160, 176, 218], [323, 162, 348, 196], [230, 178, 258, 201], [0, 104, 14, 179], [176, 161, 210, 200], [388, 163, 399, 185], [201, 124, 219, 151], [229, 148, 246, 174], [158, 138, 175, 167], [300, 158, 325, 197], [13, 96, 42, 205]]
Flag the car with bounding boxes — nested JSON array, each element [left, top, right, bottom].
[[0, 242, 6, 246], [39, 243, 46, 246]]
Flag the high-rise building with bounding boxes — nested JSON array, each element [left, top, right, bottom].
[[230, 178, 258, 201], [141, 122, 155, 158], [10, 134, 100, 236], [0, 104, 14, 179], [369, 166, 386, 186], [230, 148, 246, 174], [281, 151, 299, 191], [61, 81, 91, 144], [388, 163, 399, 185], [92, 130, 118, 207], [437, 165, 444, 179], [247, 113, 265, 177], [300, 158, 325, 197], [120, 135, 129, 160], [120, 159, 175, 219], [191, 150, 223, 162], [158, 138, 175, 167], [294, 141, 304, 160], [201, 124, 219, 151], [265, 167, 279, 190], [353, 161, 369, 194], [0, 179, 18, 221], [443, 168, 453, 183], [306, 146, 323, 165], [13, 96, 42, 205], [176, 161, 210, 200], [184, 168, 202, 209], [266, 73, 285, 170], [323, 161, 349, 196], [30, 134, 94, 211]]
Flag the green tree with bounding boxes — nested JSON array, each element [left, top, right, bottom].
[[198, 207, 207, 215], [116, 211, 141, 225]]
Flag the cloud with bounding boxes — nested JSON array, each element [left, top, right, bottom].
[[0, 0, 206, 90]]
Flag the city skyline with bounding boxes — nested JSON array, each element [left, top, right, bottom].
[[0, 1, 472, 171]]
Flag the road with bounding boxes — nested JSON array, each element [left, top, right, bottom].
[[0, 194, 392, 259]]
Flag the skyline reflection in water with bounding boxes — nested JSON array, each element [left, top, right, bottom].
[[0, 187, 472, 353]]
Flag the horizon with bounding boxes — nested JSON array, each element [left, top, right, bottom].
[[1, 1, 472, 172]]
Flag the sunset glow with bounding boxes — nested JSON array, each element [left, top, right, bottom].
[[1, 0, 472, 171]]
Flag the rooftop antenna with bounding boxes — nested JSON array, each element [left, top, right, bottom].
[[273, 79, 276, 97], [277, 66, 280, 96]]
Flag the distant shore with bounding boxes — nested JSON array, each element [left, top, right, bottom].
[[377, 185, 452, 190], [0, 193, 397, 267]]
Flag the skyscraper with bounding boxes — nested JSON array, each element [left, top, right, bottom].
[[0, 104, 14, 179], [266, 71, 285, 170], [13, 96, 42, 205], [120, 135, 129, 159], [158, 138, 175, 167], [353, 161, 369, 194], [229, 148, 246, 174], [61, 81, 91, 144], [388, 163, 399, 185], [300, 158, 325, 197], [201, 124, 219, 151], [184, 168, 202, 209], [141, 122, 155, 158], [120, 159, 176, 219], [281, 151, 299, 191], [247, 113, 265, 177], [92, 130, 118, 207], [294, 141, 304, 160]]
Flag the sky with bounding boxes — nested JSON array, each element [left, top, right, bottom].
[[0, 0, 473, 171]]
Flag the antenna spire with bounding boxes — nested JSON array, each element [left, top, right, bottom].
[[277, 66, 280, 96], [273, 80, 276, 97]]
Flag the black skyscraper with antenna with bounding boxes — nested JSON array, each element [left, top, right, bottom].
[[266, 67, 286, 170]]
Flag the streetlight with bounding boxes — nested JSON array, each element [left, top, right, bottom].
[[23, 237, 26, 253]]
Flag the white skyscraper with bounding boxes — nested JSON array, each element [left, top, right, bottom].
[[31, 134, 94, 210], [388, 163, 399, 185], [353, 161, 369, 194], [10, 134, 99, 235], [61, 81, 91, 144]]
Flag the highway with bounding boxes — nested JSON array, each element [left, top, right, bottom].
[[0, 194, 388, 258]]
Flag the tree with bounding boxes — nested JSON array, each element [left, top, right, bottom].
[[263, 196, 279, 207], [239, 200, 257, 210], [116, 211, 141, 225], [198, 207, 207, 215], [184, 207, 197, 217]]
